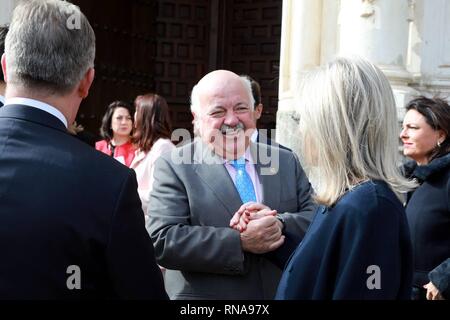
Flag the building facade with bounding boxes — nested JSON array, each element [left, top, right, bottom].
[[277, 0, 450, 156], [2, 0, 449, 149], [0, 0, 283, 136]]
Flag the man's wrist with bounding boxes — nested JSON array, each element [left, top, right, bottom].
[[276, 214, 286, 233]]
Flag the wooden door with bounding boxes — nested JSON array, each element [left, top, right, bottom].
[[71, 0, 282, 136], [219, 0, 282, 134], [154, 0, 282, 133], [71, 0, 156, 136], [153, 0, 211, 131]]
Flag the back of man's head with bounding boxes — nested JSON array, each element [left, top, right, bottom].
[[5, 0, 95, 95], [241, 75, 261, 108], [0, 25, 7, 83]]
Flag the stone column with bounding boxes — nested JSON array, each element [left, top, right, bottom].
[[276, 0, 322, 152], [338, 0, 418, 115], [0, 0, 16, 25]]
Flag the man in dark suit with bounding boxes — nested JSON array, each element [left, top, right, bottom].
[[0, 0, 167, 299], [0, 25, 7, 107]]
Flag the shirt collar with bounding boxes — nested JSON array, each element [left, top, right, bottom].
[[4, 97, 68, 128], [0, 95, 5, 104], [410, 153, 450, 181], [251, 130, 258, 143], [226, 144, 256, 165]]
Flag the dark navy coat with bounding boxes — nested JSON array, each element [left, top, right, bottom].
[[404, 154, 450, 299], [0, 104, 167, 299], [275, 180, 413, 300]]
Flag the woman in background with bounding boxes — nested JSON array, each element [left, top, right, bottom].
[[274, 57, 415, 299], [131, 93, 175, 215], [400, 96, 450, 300], [96, 100, 135, 167]]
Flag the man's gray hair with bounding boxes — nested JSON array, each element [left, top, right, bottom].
[[5, 0, 95, 94]]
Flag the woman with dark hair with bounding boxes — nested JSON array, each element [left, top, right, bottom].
[[130, 93, 175, 214], [95, 100, 135, 167], [400, 96, 450, 300]]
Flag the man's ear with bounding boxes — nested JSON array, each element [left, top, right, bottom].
[[77, 68, 95, 99], [254, 103, 263, 120], [1, 53, 8, 82], [192, 111, 201, 135]]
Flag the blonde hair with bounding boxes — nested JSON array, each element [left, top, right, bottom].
[[298, 56, 415, 206]]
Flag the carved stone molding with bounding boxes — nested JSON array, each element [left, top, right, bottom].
[[407, 0, 416, 22], [360, 0, 376, 18]]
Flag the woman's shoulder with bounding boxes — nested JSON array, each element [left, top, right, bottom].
[[153, 138, 175, 151], [333, 180, 404, 222], [337, 180, 378, 206], [139, 138, 175, 161], [413, 153, 450, 181]]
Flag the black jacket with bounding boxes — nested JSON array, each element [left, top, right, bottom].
[[404, 153, 450, 299], [256, 129, 292, 152], [0, 104, 168, 299]]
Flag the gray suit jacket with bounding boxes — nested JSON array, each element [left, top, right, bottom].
[[147, 139, 316, 299]]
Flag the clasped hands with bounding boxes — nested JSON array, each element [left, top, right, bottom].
[[229, 202, 284, 254]]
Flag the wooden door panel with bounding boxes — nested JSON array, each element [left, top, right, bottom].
[[71, 0, 156, 136], [70, 0, 281, 136], [223, 0, 282, 134], [154, 0, 210, 131]]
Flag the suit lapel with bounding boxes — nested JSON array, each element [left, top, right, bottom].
[[251, 143, 281, 210], [192, 139, 243, 216]]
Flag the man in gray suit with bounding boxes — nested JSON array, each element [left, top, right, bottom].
[[148, 70, 316, 299]]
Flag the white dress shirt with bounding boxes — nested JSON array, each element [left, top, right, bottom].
[[251, 129, 258, 143], [4, 97, 68, 128]]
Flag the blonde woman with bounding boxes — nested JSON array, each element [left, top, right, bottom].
[[274, 57, 415, 299]]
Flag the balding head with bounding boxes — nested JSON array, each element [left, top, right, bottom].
[[189, 69, 257, 159], [191, 70, 254, 115]]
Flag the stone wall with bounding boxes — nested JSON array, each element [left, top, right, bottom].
[[277, 0, 450, 159]]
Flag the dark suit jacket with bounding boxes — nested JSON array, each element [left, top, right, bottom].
[[275, 180, 413, 300], [148, 139, 316, 299], [256, 129, 292, 152], [0, 104, 168, 299]]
